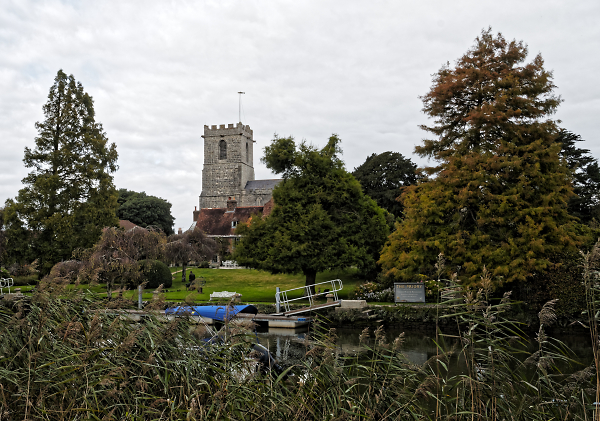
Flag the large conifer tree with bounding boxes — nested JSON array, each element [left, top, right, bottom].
[[235, 135, 389, 289], [380, 30, 586, 286], [4, 70, 118, 274]]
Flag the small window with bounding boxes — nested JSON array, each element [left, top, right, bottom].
[[219, 140, 227, 160], [231, 221, 238, 228], [246, 142, 249, 161]]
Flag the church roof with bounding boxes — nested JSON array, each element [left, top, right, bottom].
[[195, 198, 275, 237], [118, 220, 138, 231], [244, 179, 282, 190], [195, 206, 264, 236]]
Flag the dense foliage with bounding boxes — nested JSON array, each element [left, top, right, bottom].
[[137, 259, 172, 289], [3, 70, 119, 275], [558, 129, 600, 224], [352, 151, 420, 218], [380, 30, 587, 287], [117, 188, 175, 235], [0, 208, 6, 269], [77, 226, 166, 298], [512, 251, 586, 316], [235, 134, 389, 288]]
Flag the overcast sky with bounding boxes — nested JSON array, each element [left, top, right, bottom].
[[1, 0, 599, 231]]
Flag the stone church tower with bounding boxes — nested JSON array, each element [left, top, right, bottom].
[[198, 122, 280, 211]]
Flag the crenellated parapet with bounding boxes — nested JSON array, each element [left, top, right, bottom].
[[202, 122, 253, 139]]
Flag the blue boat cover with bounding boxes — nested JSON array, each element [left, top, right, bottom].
[[165, 305, 258, 321]]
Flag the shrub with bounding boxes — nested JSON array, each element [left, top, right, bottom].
[[138, 260, 172, 289], [508, 251, 587, 316], [11, 275, 38, 286], [354, 282, 394, 302], [8, 262, 37, 277]]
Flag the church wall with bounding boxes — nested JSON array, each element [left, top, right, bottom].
[[239, 188, 275, 207]]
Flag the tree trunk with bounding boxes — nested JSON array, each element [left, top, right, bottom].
[[304, 268, 317, 295], [182, 262, 187, 283]]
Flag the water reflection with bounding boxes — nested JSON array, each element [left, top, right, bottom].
[[256, 326, 594, 370]]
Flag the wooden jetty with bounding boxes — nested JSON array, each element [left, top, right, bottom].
[[95, 308, 312, 329]]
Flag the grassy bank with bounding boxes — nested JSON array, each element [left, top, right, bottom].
[[159, 267, 362, 303], [16, 267, 365, 304]]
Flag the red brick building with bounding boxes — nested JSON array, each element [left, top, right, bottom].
[[194, 196, 274, 254]]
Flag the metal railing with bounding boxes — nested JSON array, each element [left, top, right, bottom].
[[0, 278, 14, 294], [276, 279, 343, 313]]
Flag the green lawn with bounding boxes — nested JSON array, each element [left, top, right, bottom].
[[12, 267, 363, 304], [155, 267, 362, 303]]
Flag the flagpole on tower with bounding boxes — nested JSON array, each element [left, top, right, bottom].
[[238, 92, 245, 123]]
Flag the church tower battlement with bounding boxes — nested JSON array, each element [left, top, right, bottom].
[[199, 122, 256, 209]]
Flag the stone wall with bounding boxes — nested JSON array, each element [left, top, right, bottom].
[[239, 188, 276, 207]]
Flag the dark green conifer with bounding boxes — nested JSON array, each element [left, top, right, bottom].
[[4, 70, 118, 274], [235, 134, 389, 289]]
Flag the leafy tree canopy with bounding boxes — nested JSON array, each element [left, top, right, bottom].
[[352, 151, 420, 218], [3, 70, 118, 275], [117, 189, 175, 235], [235, 134, 389, 288], [557, 129, 600, 224], [380, 29, 590, 287]]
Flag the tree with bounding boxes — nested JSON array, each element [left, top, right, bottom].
[[117, 189, 175, 235], [2, 202, 34, 271], [234, 134, 389, 290], [78, 226, 166, 298], [557, 129, 600, 224], [164, 228, 217, 282], [380, 29, 587, 287], [352, 151, 420, 218], [0, 208, 6, 268], [4, 70, 119, 275]]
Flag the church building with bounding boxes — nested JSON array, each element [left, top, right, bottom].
[[193, 122, 281, 240]]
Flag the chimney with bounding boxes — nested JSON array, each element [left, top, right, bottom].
[[178, 227, 182, 235], [226, 196, 237, 212]]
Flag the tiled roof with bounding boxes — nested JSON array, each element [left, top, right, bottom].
[[195, 206, 264, 236], [119, 220, 138, 231], [244, 179, 282, 190]]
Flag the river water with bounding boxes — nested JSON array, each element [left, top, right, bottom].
[[256, 325, 595, 370]]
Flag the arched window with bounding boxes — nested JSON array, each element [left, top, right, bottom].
[[219, 140, 227, 160]]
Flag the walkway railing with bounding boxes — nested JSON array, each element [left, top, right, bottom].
[[0, 278, 14, 294], [276, 279, 343, 313]]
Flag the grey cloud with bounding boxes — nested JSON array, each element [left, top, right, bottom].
[[1, 0, 599, 229]]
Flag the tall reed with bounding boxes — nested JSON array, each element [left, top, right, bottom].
[[0, 262, 597, 420]]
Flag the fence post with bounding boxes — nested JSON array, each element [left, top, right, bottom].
[[138, 284, 143, 310], [276, 287, 280, 313]]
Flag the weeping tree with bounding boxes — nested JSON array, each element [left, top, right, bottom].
[[78, 226, 166, 298], [164, 228, 217, 282]]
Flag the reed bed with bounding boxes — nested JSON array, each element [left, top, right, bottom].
[[0, 258, 599, 420]]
